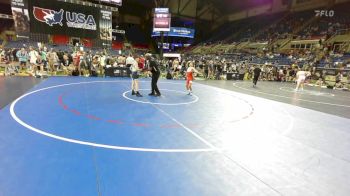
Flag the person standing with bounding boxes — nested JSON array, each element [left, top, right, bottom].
[[28, 46, 39, 76], [126, 54, 134, 67], [47, 48, 58, 75], [172, 58, 180, 79], [39, 48, 47, 75], [204, 61, 209, 79], [79, 51, 89, 76], [186, 61, 200, 95], [126, 53, 134, 76], [238, 64, 245, 80], [295, 68, 307, 91], [98, 52, 106, 76], [16, 48, 28, 72], [130, 55, 143, 97], [253, 65, 262, 87], [146, 54, 161, 96]]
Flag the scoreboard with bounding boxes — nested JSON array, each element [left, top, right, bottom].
[[153, 8, 171, 32]]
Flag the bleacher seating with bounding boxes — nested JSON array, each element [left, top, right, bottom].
[[4, 40, 38, 49], [204, 10, 315, 44], [255, 10, 315, 41], [187, 2, 350, 70], [298, 4, 350, 39]]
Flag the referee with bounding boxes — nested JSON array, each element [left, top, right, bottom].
[[253, 64, 262, 87], [145, 54, 161, 96]]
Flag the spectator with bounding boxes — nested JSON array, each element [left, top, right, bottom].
[[16, 48, 28, 71]]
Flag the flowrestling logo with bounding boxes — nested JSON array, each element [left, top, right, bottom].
[[33, 6, 96, 30], [315, 10, 334, 17]]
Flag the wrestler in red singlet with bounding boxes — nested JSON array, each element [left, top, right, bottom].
[[186, 61, 199, 95]]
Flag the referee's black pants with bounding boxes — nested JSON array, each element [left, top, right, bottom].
[[151, 72, 161, 95], [253, 75, 259, 85]]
